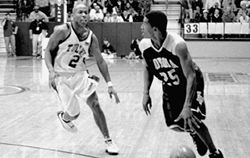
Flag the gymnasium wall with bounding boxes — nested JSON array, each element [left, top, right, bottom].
[[15, 22, 250, 58], [15, 22, 143, 57], [15, 22, 61, 56]]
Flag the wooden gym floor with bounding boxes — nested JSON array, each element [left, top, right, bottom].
[[0, 56, 249, 158]]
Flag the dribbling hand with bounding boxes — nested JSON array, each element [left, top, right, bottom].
[[174, 106, 201, 131], [142, 93, 152, 115], [108, 87, 120, 104]]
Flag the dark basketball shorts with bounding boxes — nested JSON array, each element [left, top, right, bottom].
[[162, 67, 206, 132]]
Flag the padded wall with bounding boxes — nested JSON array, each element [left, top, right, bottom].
[[15, 22, 62, 56], [15, 22, 32, 56], [88, 22, 143, 56], [15, 22, 143, 56]]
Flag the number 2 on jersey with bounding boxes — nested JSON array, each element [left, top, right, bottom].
[[69, 55, 80, 68]]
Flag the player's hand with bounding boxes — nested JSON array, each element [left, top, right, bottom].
[[175, 106, 201, 131], [142, 93, 152, 115], [108, 87, 120, 104], [48, 71, 58, 90]]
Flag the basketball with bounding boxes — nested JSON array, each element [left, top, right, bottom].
[[170, 145, 196, 158]]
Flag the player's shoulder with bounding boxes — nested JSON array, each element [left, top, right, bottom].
[[52, 23, 71, 39], [53, 23, 70, 33], [138, 38, 151, 52], [167, 32, 185, 44]]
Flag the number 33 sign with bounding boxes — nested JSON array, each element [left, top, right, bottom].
[[184, 23, 200, 34]]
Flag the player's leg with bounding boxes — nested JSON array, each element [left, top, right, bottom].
[[191, 121, 223, 158], [190, 97, 223, 157], [55, 77, 79, 133], [190, 66, 223, 158], [86, 91, 119, 155]]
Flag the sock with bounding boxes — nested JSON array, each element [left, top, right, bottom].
[[61, 113, 70, 123], [210, 149, 219, 155], [105, 137, 112, 142]]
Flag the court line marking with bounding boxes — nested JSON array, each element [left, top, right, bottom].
[[0, 85, 30, 96], [0, 142, 101, 158]]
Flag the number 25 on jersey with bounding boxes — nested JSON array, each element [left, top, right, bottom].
[[160, 69, 180, 86]]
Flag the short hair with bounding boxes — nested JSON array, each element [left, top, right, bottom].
[[145, 11, 168, 34], [73, 2, 87, 14]]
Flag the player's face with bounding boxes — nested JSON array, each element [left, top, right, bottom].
[[73, 5, 89, 26], [141, 17, 153, 38]]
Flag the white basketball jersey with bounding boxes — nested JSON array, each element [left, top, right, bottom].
[[54, 23, 92, 73]]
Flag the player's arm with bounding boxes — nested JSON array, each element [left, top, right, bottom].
[[139, 40, 154, 115], [143, 63, 154, 95], [90, 34, 120, 103], [142, 62, 154, 115], [45, 25, 68, 88], [174, 41, 200, 130], [176, 42, 196, 109], [90, 34, 112, 83]]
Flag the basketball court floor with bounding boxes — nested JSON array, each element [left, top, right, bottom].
[[0, 56, 249, 158]]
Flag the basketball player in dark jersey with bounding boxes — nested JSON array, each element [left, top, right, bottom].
[[139, 11, 224, 158], [45, 3, 119, 155]]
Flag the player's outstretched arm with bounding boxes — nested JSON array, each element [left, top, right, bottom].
[[45, 25, 68, 89], [174, 41, 200, 130], [90, 34, 120, 104]]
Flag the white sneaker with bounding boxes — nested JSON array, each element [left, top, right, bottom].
[[105, 139, 119, 155], [57, 111, 78, 133]]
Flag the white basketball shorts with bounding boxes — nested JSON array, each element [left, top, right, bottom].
[[55, 71, 98, 116]]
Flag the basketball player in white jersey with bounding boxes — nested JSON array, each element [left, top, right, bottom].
[[45, 3, 120, 155], [139, 11, 224, 158]]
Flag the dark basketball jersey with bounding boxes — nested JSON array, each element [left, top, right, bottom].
[[139, 32, 187, 97]]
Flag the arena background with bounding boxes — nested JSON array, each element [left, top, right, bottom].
[[15, 22, 250, 58]]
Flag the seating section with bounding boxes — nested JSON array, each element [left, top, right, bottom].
[[184, 22, 250, 38]]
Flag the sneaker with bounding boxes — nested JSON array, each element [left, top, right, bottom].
[[105, 139, 119, 155], [57, 111, 78, 133], [209, 150, 224, 158], [36, 54, 41, 59], [190, 133, 208, 156]]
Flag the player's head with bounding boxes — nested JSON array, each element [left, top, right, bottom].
[[141, 11, 167, 38], [72, 3, 89, 26]]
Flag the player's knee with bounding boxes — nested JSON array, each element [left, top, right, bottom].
[[87, 93, 101, 110], [91, 100, 102, 112]]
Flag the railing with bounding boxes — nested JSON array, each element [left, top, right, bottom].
[[183, 22, 250, 40]]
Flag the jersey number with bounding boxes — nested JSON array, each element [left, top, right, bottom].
[[160, 69, 180, 86], [69, 55, 80, 68]]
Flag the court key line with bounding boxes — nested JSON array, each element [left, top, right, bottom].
[[0, 142, 101, 158]]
